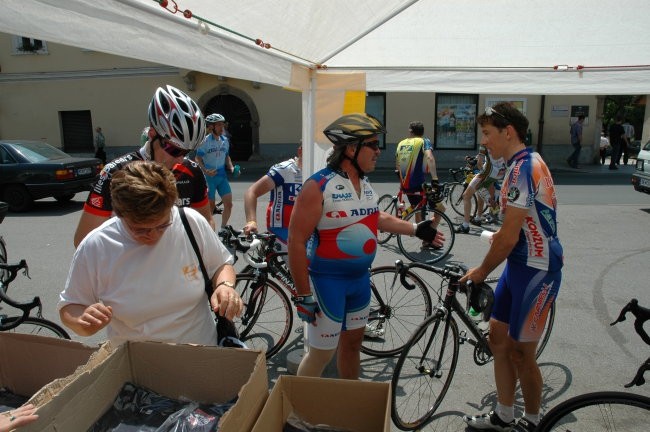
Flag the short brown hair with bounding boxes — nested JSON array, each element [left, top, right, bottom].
[[478, 101, 529, 143], [110, 161, 177, 222]]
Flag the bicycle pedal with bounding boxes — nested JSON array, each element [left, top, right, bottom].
[[459, 330, 468, 344]]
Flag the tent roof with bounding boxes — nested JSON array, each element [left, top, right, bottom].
[[2, 0, 650, 94]]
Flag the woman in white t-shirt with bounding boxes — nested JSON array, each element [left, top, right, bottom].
[[59, 162, 241, 346]]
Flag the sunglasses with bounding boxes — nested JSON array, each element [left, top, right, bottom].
[[157, 136, 190, 158], [124, 217, 173, 236], [361, 140, 380, 151], [484, 106, 510, 123]]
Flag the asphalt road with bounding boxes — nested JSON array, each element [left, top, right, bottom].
[[1, 162, 649, 431]]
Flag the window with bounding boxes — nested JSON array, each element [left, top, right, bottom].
[[11, 35, 48, 55], [434, 94, 478, 150]]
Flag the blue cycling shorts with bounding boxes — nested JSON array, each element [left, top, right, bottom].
[[205, 173, 231, 200], [492, 260, 561, 342], [305, 272, 371, 350]]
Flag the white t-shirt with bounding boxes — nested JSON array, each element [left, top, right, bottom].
[[59, 206, 233, 346]]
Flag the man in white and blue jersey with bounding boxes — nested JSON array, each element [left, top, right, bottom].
[[243, 145, 302, 252]]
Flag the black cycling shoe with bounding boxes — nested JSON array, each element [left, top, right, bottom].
[[470, 216, 483, 226], [455, 224, 470, 234]]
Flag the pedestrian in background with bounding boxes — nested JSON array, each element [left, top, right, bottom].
[[608, 116, 627, 170], [94, 127, 106, 165], [567, 115, 584, 168]]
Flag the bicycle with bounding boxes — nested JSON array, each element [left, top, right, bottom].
[[390, 261, 555, 430], [0, 259, 70, 338], [447, 158, 480, 218], [448, 157, 501, 224], [376, 182, 456, 264], [535, 298, 650, 432], [219, 227, 438, 359]]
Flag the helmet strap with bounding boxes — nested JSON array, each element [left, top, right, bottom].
[[344, 141, 365, 177]]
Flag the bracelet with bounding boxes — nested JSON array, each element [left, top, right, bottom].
[[412, 222, 417, 236], [246, 220, 257, 225], [215, 281, 235, 289]]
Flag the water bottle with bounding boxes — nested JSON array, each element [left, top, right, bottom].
[[232, 164, 241, 178], [480, 230, 494, 244], [398, 202, 405, 217]]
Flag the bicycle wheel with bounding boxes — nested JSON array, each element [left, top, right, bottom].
[[2, 316, 70, 339], [397, 208, 455, 264], [536, 301, 555, 359], [536, 391, 650, 432], [391, 313, 460, 430], [233, 274, 293, 359], [448, 183, 477, 218], [377, 194, 397, 245], [361, 267, 432, 358], [0, 237, 7, 282]]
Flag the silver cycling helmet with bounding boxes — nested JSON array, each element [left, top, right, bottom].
[[205, 113, 226, 124], [148, 85, 206, 151]]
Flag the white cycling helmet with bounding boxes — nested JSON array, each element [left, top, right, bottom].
[[206, 113, 226, 124], [148, 85, 206, 150]]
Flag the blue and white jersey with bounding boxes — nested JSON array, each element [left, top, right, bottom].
[[196, 133, 230, 174], [306, 167, 379, 278], [266, 157, 302, 249], [501, 148, 563, 272]]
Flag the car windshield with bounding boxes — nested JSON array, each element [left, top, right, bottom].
[[9, 142, 70, 163]]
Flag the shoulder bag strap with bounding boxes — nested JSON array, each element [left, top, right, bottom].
[[178, 207, 212, 298]]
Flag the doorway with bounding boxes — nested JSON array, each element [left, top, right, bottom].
[[202, 87, 259, 161]]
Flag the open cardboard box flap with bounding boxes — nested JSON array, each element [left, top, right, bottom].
[[252, 375, 391, 432], [0, 333, 97, 398]]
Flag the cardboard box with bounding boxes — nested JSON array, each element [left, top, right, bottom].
[[0, 333, 96, 401], [25, 341, 268, 432], [251, 375, 391, 432]]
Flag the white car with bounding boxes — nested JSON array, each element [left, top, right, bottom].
[[632, 140, 650, 194]]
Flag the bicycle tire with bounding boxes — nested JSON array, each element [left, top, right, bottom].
[[391, 313, 460, 430], [536, 301, 555, 359], [377, 194, 397, 245], [397, 208, 455, 264], [0, 237, 7, 282], [361, 267, 432, 358], [233, 273, 293, 359], [448, 183, 477, 218], [1, 316, 70, 339], [536, 391, 650, 432]]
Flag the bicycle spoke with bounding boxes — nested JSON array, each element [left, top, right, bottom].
[[392, 315, 459, 430]]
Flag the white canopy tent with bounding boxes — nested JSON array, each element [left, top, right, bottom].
[[2, 0, 650, 172]]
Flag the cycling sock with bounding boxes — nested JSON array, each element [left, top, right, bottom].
[[461, 222, 469, 228], [523, 412, 539, 425], [496, 403, 514, 423]]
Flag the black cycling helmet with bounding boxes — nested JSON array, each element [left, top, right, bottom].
[[469, 282, 495, 319], [323, 113, 386, 146]]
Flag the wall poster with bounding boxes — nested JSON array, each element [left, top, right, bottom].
[[435, 94, 478, 150]]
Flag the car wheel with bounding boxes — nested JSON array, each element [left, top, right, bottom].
[[54, 193, 76, 202], [3, 185, 34, 212]]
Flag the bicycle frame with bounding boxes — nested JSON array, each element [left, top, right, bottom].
[[402, 262, 492, 364]]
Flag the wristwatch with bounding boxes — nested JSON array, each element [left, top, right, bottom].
[[215, 281, 235, 289]]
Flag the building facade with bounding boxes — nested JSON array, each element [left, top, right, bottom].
[[0, 32, 635, 169]]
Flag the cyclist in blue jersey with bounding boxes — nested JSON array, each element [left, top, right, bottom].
[[461, 102, 563, 432], [243, 145, 302, 252], [288, 113, 444, 380], [195, 113, 235, 230]]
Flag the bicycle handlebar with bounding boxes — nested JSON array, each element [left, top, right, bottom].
[[397, 260, 469, 289], [0, 259, 42, 331]]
